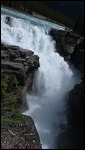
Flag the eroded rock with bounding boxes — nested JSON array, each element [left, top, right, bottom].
[[1, 43, 40, 86], [1, 43, 42, 149], [50, 29, 80, 60], [5, 16, 12, 26]]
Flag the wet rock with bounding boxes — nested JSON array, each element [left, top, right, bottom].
[[1, 43, 40, 86], [62, 31, 79, 56], [26, 55, 40, 69], [70, 39, 84, 72], [19, 48, 34, 58], [58, 80, 84, 149], [1, 43, 19, 51], [68, 81, 84, 125], [50, 29, 65, 53], [5, 16, 12, 27], [50, 29, 80, 60]]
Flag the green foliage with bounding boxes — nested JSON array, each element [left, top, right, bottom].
[[1, 75, 19, 104], [1, 106, 25, 127], [2, 118, 14, 126], [1, 75, 25, 127], [6, 96, 17, 104], [1, 78, 8, 99], [7, 75, 19, 92], [1, 75, 19, 99], [2, 115, 25, 127]]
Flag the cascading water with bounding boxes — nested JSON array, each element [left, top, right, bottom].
[[1, 9, 81, 149]]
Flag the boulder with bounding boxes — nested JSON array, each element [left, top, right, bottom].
[[5, 16, 12, 26], [1, 43, 40, 86], [50, 29, 80, 60], [26, 55, 40, 69]]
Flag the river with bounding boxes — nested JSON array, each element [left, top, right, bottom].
[[1, 7, 81, 149]]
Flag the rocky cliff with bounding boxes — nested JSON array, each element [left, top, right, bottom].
[[50, 29, 84, 149], [1, 43, 42, 149], [50, 29, 83, 61], [58, 80, 84, 149]]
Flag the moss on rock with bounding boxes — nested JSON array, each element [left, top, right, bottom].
[[1, 75, 25, 128]]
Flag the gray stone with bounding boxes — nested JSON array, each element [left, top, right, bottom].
[[1, 61, 24, 70], [1, 43, 40, 86]]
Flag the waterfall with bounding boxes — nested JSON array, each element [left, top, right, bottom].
[[1, 11, 81, 149]]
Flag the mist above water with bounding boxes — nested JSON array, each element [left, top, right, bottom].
[[1, 11, 81, 149]]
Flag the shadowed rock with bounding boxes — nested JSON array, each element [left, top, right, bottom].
[[1, 43, 40, 87], [71, 39, 84, 72], [58, 80, 84, 149], [50, 29, 80, 60], [1, 43, 42, 149], [5, 16, 12, 27]]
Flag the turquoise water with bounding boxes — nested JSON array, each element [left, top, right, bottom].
[[1, 7, 65, 30], [1, 7, 81, 149]]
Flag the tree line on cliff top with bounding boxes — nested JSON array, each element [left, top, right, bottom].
[[1, 1, 84, 36]]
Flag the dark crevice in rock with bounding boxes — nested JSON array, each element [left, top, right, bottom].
[[50, 29, 84, 149]]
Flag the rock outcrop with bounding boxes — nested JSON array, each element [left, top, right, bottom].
[[5, 16, 12, 26], [1, 43, 40, 87], [1, 43, 42, 149], [50, 28, 84, 73], [58, 80, 84, 149], [50, 29, 80, 60], [70, 38, 84, 72], [50, 29, 84, 149]]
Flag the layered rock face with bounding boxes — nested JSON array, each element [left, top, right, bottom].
[[50, 29, 84, 149], [1, 43, 40, 87], [1, 43, 42, 149], [50, 28, 84, 72], [50, 29, 80, 60], [1, 43, 40, 111]]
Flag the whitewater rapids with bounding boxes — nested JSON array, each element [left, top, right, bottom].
[[1, 10, 81, 149]]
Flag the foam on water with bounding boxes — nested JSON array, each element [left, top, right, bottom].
[[1, 11, 81, 149]]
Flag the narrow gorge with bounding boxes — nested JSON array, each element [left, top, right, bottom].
[[1, 7, 84, 149]]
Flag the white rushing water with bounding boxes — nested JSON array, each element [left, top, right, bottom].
[[1, 10, 81, 149]]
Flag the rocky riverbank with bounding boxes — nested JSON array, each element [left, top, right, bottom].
[[50, 29, 84, 69], [58, 80, 84, 149], [50, 29, 84, 149], [1, 43, 42, 149]]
